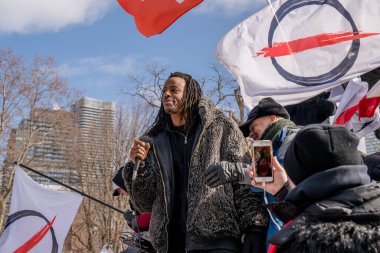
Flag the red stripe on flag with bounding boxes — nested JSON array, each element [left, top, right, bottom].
[[256, 32, 380, 58], [334, 104, 359, 125], [13, 215, 57, 253]]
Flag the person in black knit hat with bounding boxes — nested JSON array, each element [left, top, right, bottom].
[[283, 124, 363, 184], [251, 124, 380, 253]]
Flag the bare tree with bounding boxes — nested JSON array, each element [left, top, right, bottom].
[[201, 63, 245, 124], [124, 62, 246, 124], [68, 100, 152, 252], [114, 100, 153, 169], [124, 62, 169, 109], [0, 49, 78, 231]]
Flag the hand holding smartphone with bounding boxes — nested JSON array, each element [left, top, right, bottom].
[[252, 140, 274, 183]]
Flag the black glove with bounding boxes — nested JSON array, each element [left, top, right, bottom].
[[205, 161, 251, 188], [123, 210, 135, 228], [124, 210, 135, 221]]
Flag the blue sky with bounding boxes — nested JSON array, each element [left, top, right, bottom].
[[0, 0, 267, 103]]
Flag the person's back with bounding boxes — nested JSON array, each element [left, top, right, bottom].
[[270, 175, 380, 252], [268, 124, 380, 253]]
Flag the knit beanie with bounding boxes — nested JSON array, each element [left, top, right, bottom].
[[240, 97, 289, 137], [284, 124, 363, 184]]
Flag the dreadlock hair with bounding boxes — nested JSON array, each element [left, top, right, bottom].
[[146, 72, 203, 136]]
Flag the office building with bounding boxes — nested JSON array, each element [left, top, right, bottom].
[[6, 108, 78, 189], [71, 97, 115, 187]]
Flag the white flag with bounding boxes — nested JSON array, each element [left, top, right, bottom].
[[332, 78, 368, 125], [216, 0, 380, 108], [348, 109, 380, 139], [367, 80, 380, 99], [0, 167, 83, 253]]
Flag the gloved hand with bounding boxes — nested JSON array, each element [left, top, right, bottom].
[[124, 210, 137, 230], [205, 161, 251, 187], [124, 210, 135, 222]]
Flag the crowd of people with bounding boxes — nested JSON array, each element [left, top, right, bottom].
[[113, 72, 380, 253]]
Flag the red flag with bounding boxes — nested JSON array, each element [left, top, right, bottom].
[[117, 0, 203, 37]]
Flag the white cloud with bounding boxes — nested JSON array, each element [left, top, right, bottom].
[[195, 0, 266, 16], [59, 55, 138, 78], [0, 0, 114, 34]]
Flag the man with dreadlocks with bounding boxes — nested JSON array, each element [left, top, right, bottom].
[[122, 72, 268, 253]]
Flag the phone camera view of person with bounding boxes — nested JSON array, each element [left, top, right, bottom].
[[257, 158, 271, 177]]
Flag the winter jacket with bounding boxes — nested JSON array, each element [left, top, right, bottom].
[[268, 165, 380, 253], [123, 97, 268, 253], [252, 118, 300, 248]]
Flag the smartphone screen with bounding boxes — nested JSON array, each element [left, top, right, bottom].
[[253, 142, 273, 182]]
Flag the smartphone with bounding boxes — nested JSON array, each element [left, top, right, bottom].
[[252, 140, 273, 183]]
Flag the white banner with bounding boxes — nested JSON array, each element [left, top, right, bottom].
[[0, 167, 83, 253], [332, 78, 368, 125], [367, 80, 380, 99], [216, 0, 380, 108]]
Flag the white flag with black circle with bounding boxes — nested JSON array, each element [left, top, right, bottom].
[[217, 0, 380, 108], [0, 167, 83, 253]]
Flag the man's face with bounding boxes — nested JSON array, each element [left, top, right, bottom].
[[162, 76, 186, 115], [248, 116, 273, 140]]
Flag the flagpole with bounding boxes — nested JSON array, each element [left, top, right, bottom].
[[263, 0, 300, 69], [16, 162, 124, 214]]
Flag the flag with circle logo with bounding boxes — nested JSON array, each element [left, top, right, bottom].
[[0, 167, 83, 253], [216, 0, 380, 108]]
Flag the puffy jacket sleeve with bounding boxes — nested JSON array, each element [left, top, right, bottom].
[[220, 121, 269, 232], [123, 144, 158, 213]]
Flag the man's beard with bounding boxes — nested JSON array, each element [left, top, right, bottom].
[[164, 107, 175, 114], [163, 100, 183, 115]]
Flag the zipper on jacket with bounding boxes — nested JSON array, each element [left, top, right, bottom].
[[167, 127, 188, 144], [185, 124, 205, 251], [178, 131, 188, 144], [153, 144, 170, 253]]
